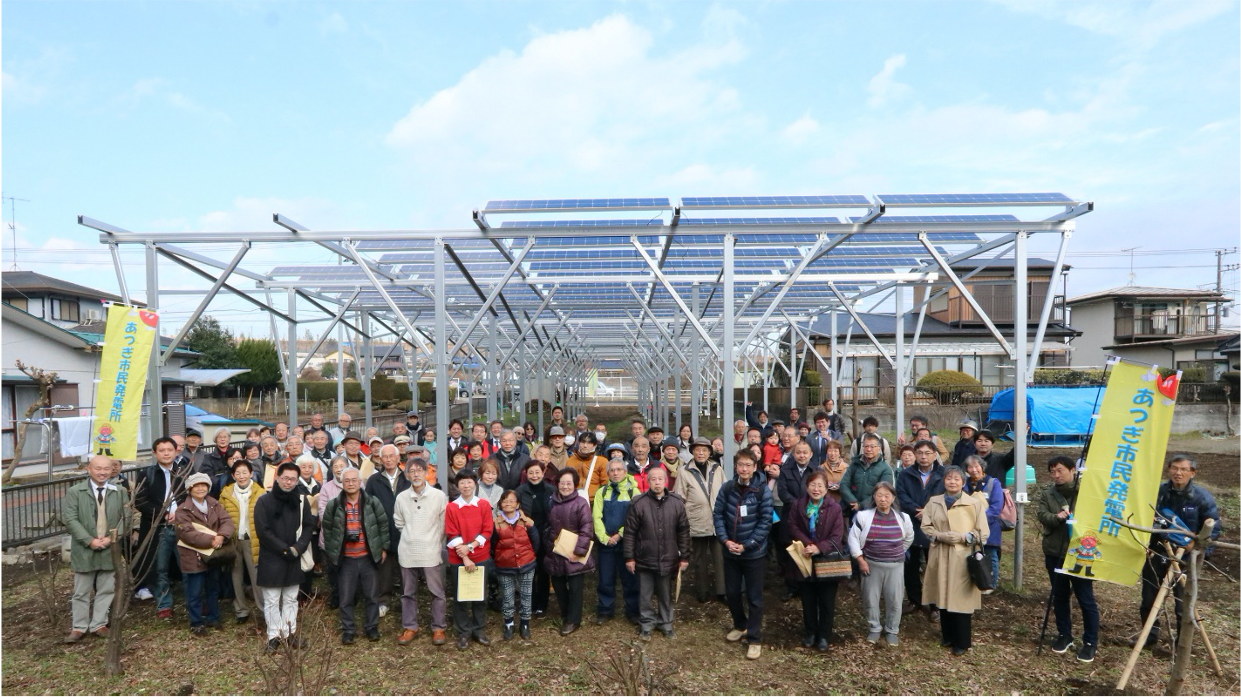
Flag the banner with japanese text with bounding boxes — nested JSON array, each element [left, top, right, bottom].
[[92, 303, 160, 461], [1061, 359, 1180, 585]]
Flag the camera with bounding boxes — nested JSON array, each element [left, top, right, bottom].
[[345, 530, 362, 543]]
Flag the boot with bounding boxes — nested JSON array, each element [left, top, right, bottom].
[[519, 619, 531, 640], [503, 618, 515, 641]]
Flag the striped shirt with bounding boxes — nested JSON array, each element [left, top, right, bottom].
[[863, 510, 906, 563], [343, 499, 368, 558]]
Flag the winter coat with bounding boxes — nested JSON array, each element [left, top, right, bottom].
[[786, 493, 846, 558], [253, 486, 316, 588], [627, 459, 669, 493], [365, 469, 411, 552], [840, 456, 895, 511], [761, 441, 783, 467], [516, 480, 555, 551], [199, 449, 233, 480], [966, 474, 1004, 547], [174, 496, 236, 574], [849, 434, 892, 463], [847, 507, 915, 559], [135, 462, 190, 533], [1153, 479, 1222, 548], [673, 459, 725, 538], [565, 452, 609, 500], [821, 459, 849, 502], [950, 438, 976, 468], [979, 449, 1017, 484], [777, 461, 817, 508], [492, 513, 540, 574], [713, 472, 774, 560], [548, 445, 569, 472], [896, 464, 945, 547], [806, 431, 833, 467], [623, 491, 691, 576], [593, 475, 640, 543], [543, 492, 596, 577], [1038, 479, 1078, 558], [493, 449, 530, 492], [322, 491, 390, 564], [392, 483, 448, 568], [63, 479, 138, 573], [220, 482, 265, 560], [921, 493, 989, 614]]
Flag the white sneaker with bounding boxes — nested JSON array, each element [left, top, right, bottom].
[[378, 604, 389, 618], [134, 588, 154, 601], [746, 643, 762, 660], [726, 629, 745, 642]]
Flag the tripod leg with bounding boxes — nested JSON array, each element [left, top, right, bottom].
[[1118, 549, 1184, 690]]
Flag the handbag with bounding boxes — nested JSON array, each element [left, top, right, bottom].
[[296, 495, 315, 573], [812, 541, 852, 581], [967, 539, 995, 591], [204, 538, 236, 568], [999, 486, 1017, 531]]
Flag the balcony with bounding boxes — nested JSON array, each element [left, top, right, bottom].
[[946, 292, 1064, 325], [1114, 312, 1217, 341]]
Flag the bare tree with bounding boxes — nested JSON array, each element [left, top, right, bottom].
[[2, 360, 59, 483]]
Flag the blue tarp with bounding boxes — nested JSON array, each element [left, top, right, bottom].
[[989, 386, 1105, 439]]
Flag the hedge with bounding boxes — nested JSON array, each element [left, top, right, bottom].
[[296, 379, 436, 406], [916, 370, 983, 404]]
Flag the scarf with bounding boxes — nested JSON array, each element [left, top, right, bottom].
[[944, 493, 959, 508], [192, 497, 209, 515], [232, 483, 254, 536], [806, 498, 823, 530]]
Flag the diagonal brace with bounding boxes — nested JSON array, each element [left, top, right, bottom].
[[828, 282, 896, 369], [918, 233, 1015, 357], [161, 242, 250, 364], [631, 236, 721, 359]]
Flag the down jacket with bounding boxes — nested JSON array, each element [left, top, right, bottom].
[[493, 513, 540, 573], [219, 482, 265, 561], [321, 491, 390, 564], [712, 471, 774, 560], [623, 491, 691, 576], [896, 464, 945, 548], [544, 491, 596, 577]]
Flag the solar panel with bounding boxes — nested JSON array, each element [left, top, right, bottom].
[[680, 195, 870, 209], [680, 217, 840, 225], [853, 214, 1020, 224], [878, 193, 1075, 206], [500, 219, 664, 228], [484, 198, 671, 213]]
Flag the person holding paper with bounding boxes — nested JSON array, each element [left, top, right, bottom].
[[787, 471, 845, 651], [444, 469, 494, 650], [713, 449, 773, 660], [623, 467, 690, 640], [544, 468, 597, 636], [174, 472, 235, 636]]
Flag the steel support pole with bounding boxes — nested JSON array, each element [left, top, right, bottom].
[[1014, 231, 1029, 591], [830, 311, 838, 405], [691, 284, 701, 434], [722, 233, 736, 475], [1026, 229, 1071, 382], [518, 337, 526, 424], [434, 238, 450, 465], [145, 243, 163, 443], [362, 312, 373, 429], [488, 313, 498, 421], [337, 316, 345, 416], [287, 288, 298, 428], [894, 284, 905, 435], [110, 243, 131, 305]]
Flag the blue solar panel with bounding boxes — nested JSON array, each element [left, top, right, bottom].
[[500, 219, 663, 228], [681, 217, 840, 225], [484, 198, 671, 212], [680, 195, 869, 208], [853, 214, 1020, 224], [832, 232, 982, 244], [879, 193, 1075, 206]]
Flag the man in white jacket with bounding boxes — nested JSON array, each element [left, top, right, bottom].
[[392, 457, 448, 646]]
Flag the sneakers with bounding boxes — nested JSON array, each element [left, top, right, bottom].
[[432, 629, 447, 646], [746, 643, 762, 660], [157, 608, 173, 621], [190, 625, 208, 637], [726, 629, 746, 642], [885, 634, 900, 647], [1077, 643, 1097, 663], [1051, 635, 1075, 654], [134, 587, 154, 601], [398, 628, 419, 645], [866, 631, 881, 644], [378, 604, 389, 618]]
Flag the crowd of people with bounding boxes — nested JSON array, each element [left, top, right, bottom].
[[63, 401, 1220, 666]]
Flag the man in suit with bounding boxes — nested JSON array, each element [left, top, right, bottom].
[[135, 436, 190, 619]]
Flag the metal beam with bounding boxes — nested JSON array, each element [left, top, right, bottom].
[[721, 233, 736, 474], [1026, 229, 1072, 382], [827, 282, 897, 369], [738, 234, 844, 350], [631, 236, 722, 358], [342, 241, 433, 376], [109, 244, 131, 304], [447, 238, 536, 358], [918, 232, 1015, 358], [497, 287, 560, 366], [156, 247, 295, 323], [161, 243, 250, 364]]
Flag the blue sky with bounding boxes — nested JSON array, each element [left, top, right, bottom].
[[3, 1, 1239, 336]]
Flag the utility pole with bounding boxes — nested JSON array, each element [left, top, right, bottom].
[[1216, 248, 1238, 331]]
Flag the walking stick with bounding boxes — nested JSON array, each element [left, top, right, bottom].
[[1036, 586, 1055, 655]]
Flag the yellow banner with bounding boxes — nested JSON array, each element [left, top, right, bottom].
[[92, 304, 160, 461], [1062, 359, 1180, 585]]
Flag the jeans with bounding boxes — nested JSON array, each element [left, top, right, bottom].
[[184, 570, 220, 627], [261, 585, 299, 640], [1046, 554, 1099, 645], [637, 571, 674, 633], [498, 569, 535, 621], [862, 558, 904, 636], [450, 561, 492, 637], [596, 544, 638, 619], [986, 545, 1000, 588], [153, 526, 179, 611], [337, 555, 380, 635], [401, 565, 448, 631], [723, 555, 765, 643], [800, 579, 839, 642], [71, 570, 115, 632], [905, 545, 929, 606], [551, 573, 585, 627]]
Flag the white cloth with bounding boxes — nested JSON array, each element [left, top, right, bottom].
[[56, 416, 95, 458], [232, 484, 254, 538], [261, 585, 300, 640], [393, 484, 447, 568]]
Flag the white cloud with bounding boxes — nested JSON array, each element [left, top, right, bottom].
[[866, 54, 909, 108], [385, 13, 747, 178], [319, 12, 348, 35], [116, 77, 231, 126], [651, 164, 759, 193], [994, 0, 1233, 50], [1, 46, 72, 105], [782, 113, 820, 145]]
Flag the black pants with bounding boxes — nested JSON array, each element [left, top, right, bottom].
[[450, 560, 492, 637], [533, 549, 551, 614], [551, 574, 585, 627], [723, 555, 766, 643], [941, 610, 972, 650], [337, 555, 380, 634], [772, 517, 800, 594], [800, 578, 839, 642], [1140, 552, 1183, 641], [905, 545, 929, 606], [1045, 554, 1099, 645]]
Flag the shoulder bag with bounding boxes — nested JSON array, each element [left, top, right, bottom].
[[967, 538, 995, 590]]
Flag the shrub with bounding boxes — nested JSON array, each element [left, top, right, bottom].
[[1033, 368, 1105, 385], [916, 370, 983, 404], [801, 370, 823, 387], [1221, 371, 1239, 392]]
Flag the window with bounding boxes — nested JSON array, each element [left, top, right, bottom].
[[50, 298, 79, 322], [1195, 349, 1220, 360], [6, 297, 26, 311]]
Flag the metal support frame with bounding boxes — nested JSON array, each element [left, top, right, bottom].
[[827, 283, 896, 368], [1026, 229, 1072, 382], [894, 284, 905, 435], [145, 243, 163, 442], [434, 237, 450, 466], [919, 232, 1015, 358], [1013, 231, 1029, 590], [631, 236, 722, 358], [156, 248, 294, 324], [109, 243, 131, 304], [287, 288, 298, 427], [267, 288, 290, 391], [721, 233, 736, 474], [160, 242, 250, 364], [690, 284, 701, 434], [297, 289, 361, 375], [362, 311, 373, 428]]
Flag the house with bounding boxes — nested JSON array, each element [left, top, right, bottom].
[[2, 298, 199, 466], [1066, 286, 1234, 378], [323, 344, 408, 376], [791, 257, 1079, 396], [2, 270, 128, 328]]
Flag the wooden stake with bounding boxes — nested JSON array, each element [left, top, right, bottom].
[[1117, 546, 1184, 690]]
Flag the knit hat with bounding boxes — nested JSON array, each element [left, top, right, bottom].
[[184, 473, 212, 491]]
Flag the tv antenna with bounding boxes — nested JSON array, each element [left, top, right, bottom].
[[1120, 246, 1139, 285], [2, 195, 30, 271]]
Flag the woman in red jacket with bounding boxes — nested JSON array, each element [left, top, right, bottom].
[[492, 489, 540, 640], [445, 469, 494, 650], [787, 471, 845, 651]]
